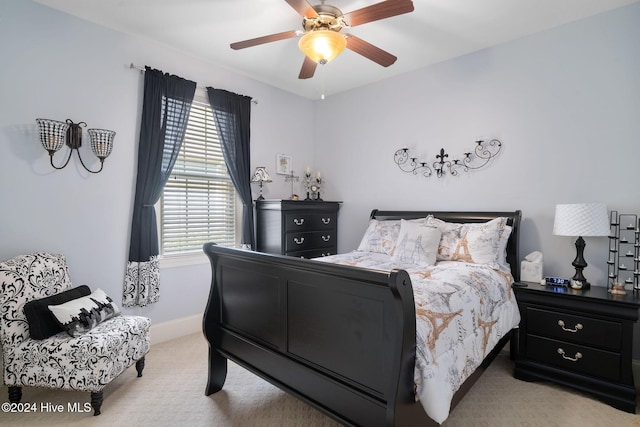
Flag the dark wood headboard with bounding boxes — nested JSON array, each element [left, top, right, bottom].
[[369, 209, 522, 282]]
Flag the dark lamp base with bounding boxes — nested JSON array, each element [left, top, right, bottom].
[[571, 236, 590, 289]]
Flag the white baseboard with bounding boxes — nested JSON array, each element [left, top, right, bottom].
[[150, 313, 203, 345]]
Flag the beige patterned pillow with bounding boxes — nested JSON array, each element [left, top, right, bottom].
[[426, 216, 507, 267], [391, 220, 442, 266], [357, 218, 426, 255]]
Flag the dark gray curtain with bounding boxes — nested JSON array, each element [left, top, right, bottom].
[[124, 67, 196, 307], [206, 88, 255, 249]]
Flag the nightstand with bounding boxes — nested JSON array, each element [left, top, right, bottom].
[[513, 284, 640, 413], [256, 200, 341, 258]]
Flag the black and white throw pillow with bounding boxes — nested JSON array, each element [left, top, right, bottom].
[[24, 285, 92, 339], [48, 288, 121, 337]]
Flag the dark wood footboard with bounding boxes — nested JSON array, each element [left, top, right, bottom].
[[203, 243, 431, 426]]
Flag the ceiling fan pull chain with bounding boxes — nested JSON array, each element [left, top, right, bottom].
[[320, 63, 326, 100]]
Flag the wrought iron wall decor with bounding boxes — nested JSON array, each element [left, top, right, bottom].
[[393, 139, 502, 178]]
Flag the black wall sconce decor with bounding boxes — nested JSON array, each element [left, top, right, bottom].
[[393, 139, 502, 178], [36, 118, 115, 174]]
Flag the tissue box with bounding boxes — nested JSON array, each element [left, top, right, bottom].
[[521, 261, 543, 283]]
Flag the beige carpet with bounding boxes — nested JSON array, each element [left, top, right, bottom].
[[1, 333, 639, 427]]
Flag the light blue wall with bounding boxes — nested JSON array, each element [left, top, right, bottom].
[[2, 1, 640, 353], [0, 0, 315, 323], [315, 2, 640, 287]]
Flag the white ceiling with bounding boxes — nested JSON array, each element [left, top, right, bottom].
[[34, 0, 639, 100]]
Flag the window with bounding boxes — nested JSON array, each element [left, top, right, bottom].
[[160, 94, 236, 259]]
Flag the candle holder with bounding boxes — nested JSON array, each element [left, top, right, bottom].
[[285, 170, 300, 200], [607, 211, 640, 293], [303, 169, 323, 200]]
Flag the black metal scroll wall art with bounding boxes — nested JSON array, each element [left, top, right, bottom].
[[393, 139, 503, 178]]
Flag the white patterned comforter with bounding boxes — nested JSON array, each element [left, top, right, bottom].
[[315, 251, 521, 424]]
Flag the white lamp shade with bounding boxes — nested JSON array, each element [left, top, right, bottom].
[[553, 203, 609, 237], [251, 167, 272, 183]]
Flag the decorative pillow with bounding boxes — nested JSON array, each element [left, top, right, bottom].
[[357, 218, 427, 255], [497, 224, 513, 270], [48, 288, 121, 337], [357, 219, 402, 254], [391, 220, 442, 266], [426, 216, 508, 267], [24, 285, 91, 339]]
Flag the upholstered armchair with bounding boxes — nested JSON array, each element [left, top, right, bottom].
[[0, 253, 151, 415]]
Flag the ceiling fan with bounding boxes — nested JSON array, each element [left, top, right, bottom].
[[230, 0, 415, 79]]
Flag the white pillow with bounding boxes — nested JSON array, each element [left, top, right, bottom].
[[357, 219, 401, 254], [357, 218, 427, 255], [48, 288, 120, 337], [426, 216, 507, 267], [391, 220, 442, 266]]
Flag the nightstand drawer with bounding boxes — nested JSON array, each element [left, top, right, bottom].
[[285, 213, 337, 232], [527, 307, 621, 351], [285, 231, 335, 252], [526, 335, 621, 382]]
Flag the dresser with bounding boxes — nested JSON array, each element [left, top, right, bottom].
[[513, 284, 640, 412], [256, 200, 341, 258]]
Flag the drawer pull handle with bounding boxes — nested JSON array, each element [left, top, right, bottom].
[[293, 237, 305, 245], [293, 218, 305, 226], [322, 235, 331, 242], [322, 218, 331, 225], [558, 320, 583, 333], [557, 348, 582, 362]]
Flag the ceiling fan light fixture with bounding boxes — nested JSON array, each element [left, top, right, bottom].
[[298, 30, 346, 64]]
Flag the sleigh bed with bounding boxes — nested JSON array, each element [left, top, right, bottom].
[[203, 209, 522, 426]]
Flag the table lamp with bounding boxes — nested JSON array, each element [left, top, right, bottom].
[[251, 167, 272, 200], [553, 203, 609, 289]]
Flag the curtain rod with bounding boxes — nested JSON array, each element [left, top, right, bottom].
[[129, 63, 258, 104]]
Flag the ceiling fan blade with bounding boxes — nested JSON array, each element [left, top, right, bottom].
[[298, 56, 317, 79], [346, 35, 397, 67], [285, 0, 318, 18], [230, 30, 298, 50], [343, 0, 414, 27]]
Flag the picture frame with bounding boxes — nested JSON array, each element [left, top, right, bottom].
[[276, 154, 292, 175]]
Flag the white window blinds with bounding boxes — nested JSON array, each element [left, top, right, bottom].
[[161, 98, 236, 254]]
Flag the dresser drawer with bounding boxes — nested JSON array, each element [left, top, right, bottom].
[[284, 213, 337, 232], [526, 307, 621, 351], [287, 248, 337, 259], [285, 231, 335, 252], [526, 335, 621, 382]]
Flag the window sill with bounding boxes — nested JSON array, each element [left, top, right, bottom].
[[159, 252, 208, 269]]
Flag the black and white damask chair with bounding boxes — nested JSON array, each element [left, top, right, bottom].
[[0, 253, 151, 415]]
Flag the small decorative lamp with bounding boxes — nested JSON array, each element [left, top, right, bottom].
[[250, 166, 272, 200], [553, 203, 610, 289]]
